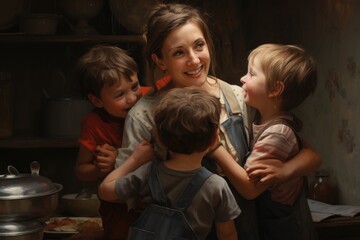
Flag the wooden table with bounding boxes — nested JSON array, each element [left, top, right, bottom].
[[315, 216, 360, 240]]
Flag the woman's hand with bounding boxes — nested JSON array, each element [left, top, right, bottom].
[[95, 143, 118, 173], [246, 159, 288, 186]]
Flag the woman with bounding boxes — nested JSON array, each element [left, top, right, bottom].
[[116, 3, 320, 239]]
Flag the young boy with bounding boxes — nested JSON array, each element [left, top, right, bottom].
[[75, 45, 153, 240], [213, 43, 318, 239], [99, 87, 240, 240]]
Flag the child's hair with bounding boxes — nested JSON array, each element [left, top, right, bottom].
[[248, 43, 317, 111], [77, 45, 138, 98], [144, 3, 216, 88], [154, 87, 221, 154]]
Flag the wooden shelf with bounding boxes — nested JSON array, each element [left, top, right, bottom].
[[0, 34, 145, 44], [0, 137, 78, 149]]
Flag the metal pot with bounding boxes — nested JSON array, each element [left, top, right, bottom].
[[0, 220, 44, 240], [0, 161, 63, 221]]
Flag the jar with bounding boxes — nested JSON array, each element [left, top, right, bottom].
[[308, 170, 339, 204]]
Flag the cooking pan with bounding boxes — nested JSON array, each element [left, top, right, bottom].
[[0, 161, 63, 221]]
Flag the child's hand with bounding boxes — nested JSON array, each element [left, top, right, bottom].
[[95, 144, 118, 173], [246, 159, 286, 186], [131, 140, 154, 166]]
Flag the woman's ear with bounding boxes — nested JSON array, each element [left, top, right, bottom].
[[87, 93, 103, 108], [151, 53, 167, 71], [269, 81, 285, 98]]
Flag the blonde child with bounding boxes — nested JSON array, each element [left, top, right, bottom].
[[213, 43, 318, 240]]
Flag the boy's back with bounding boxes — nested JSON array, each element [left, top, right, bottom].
[[115, 162, 240, 239]]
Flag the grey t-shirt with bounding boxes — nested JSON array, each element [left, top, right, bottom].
[[115, 162, 241, 239]]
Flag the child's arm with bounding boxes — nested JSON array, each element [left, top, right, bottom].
[[212, 146, 268, 199], [95, 143, 118, 173], [246, 140, 321, 186], [98, 141, 154, 202], [215, 220, 237, 240], [75, 145, 110, 182]]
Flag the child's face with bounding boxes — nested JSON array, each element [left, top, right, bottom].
[[240, 57, 269, 110], [152, 22, 211, 88], [97, 73, 142, 118]]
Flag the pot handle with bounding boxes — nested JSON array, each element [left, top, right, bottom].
[[7, 165, 20, 175], [31, 161, 40, 176]]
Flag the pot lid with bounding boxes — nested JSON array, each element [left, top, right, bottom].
[[0, 161, 62, 200], [0, 220, 43, 236]]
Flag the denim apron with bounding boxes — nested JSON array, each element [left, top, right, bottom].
[[205, 80, 260, 240]]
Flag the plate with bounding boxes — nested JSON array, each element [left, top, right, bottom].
[[43, 217, 102, 238]]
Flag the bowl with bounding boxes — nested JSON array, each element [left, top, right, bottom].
[[58, 0, 103, 34], [20, 14, 58, 35], [61, 194, 100, 217], [109, 0, 156, 33]]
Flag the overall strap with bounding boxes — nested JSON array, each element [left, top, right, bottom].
[[148, 162, 168, 206], [148, 164, 213, 210], [173, 167, 213, 210], [218, 80, 242, 115]]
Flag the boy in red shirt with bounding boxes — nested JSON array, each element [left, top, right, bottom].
[[75, 45, 154, 239]]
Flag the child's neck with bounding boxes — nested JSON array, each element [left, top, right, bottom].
[[257, 110, 287, 125], [164, 151, 204, 171]]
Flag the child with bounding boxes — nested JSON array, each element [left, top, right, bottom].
[[212, 43, 318, 240], [75, 44, 153, 240], [99, 87, 240, 240]]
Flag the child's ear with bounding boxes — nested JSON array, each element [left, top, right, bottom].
[[151, 53, 167, 71], [87, 93, 103, 108], [269, 81, 284, 98], [209, 128, 220, 147]]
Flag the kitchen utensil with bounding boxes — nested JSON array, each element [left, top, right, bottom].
[[61, 194, 100, 217], [20, 13, 58, 35], [0, 220, 44, 240], [0, 161, 63, 221], [58, 0, 103, 34], [109, 0, 156, 33]]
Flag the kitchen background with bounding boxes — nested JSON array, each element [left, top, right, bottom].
[[0, 0, 360, 205]]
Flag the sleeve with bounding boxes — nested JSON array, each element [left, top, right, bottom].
[[78, 113, 99, 153], [114, 162, 151, 201], [213, 176, 241, 222], [115, 111, 153, 167], [246, 124, 298, 167]]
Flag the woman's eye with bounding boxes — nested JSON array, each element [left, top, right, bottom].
[[195, 41, 205, 50], [173, 50, 183, 57]]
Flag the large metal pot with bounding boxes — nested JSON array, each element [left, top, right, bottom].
[[0, 220, 43, 240], [0, 161, 63, 222]]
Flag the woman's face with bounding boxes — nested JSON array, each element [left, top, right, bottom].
[[152, 22, 211, 88]]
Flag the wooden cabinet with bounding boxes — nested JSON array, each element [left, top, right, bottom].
[[0, 34, 146, 149]]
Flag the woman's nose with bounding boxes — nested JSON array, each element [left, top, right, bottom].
[[187, 51, 200, 65]]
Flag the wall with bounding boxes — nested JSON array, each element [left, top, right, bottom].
[[295, 0, 360, 204]]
